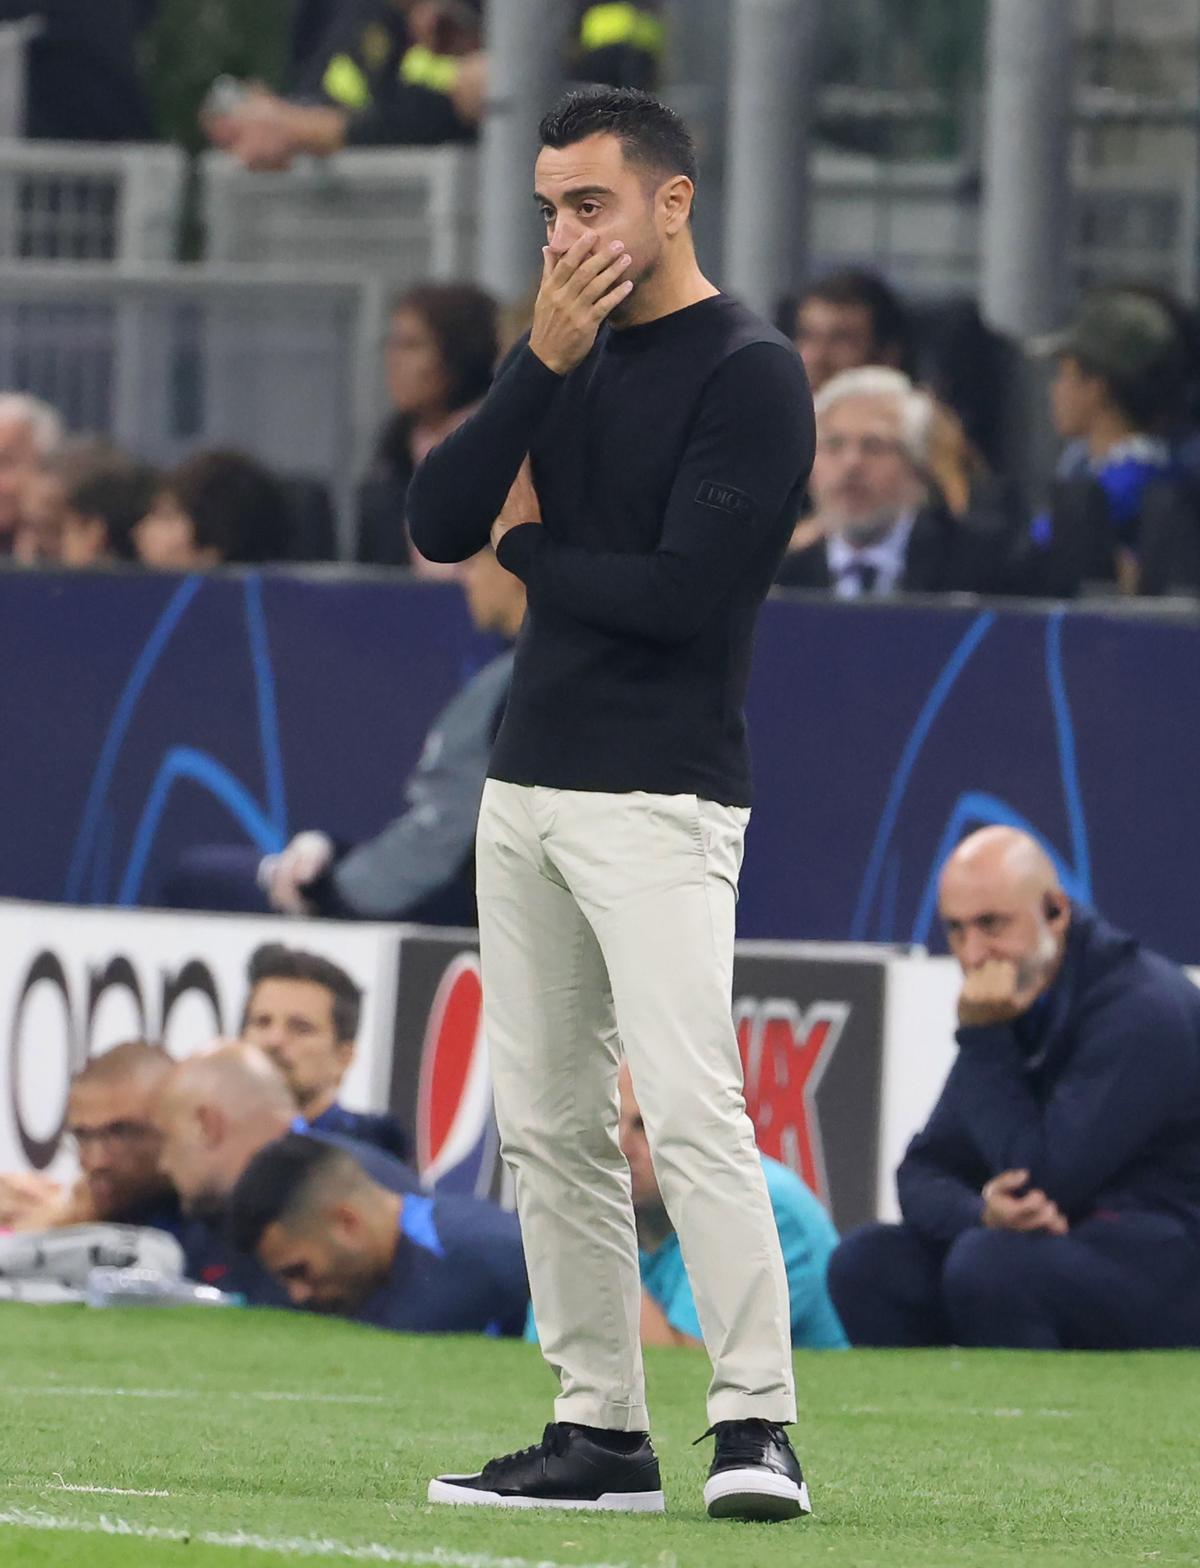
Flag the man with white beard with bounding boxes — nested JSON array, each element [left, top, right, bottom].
[[775, 366, 1001, 597], [828, 826, 1200, 1350]]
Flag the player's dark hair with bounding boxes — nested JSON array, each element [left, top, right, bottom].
[[539, 86, 697, 190], [244, 943, 362, 1042], [228, 1133, 363, 1256]]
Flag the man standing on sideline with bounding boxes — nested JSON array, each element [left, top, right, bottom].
[[408, 87, 815, 1522]]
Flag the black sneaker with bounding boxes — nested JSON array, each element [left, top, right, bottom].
[[428, 1422, 665, 1512], [700, 1419, 812, 1522]]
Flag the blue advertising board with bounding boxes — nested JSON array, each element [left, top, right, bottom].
[[3, 568, 1197, 960]]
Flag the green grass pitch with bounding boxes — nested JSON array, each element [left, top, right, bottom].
[[0, 1304, 1197, 1568]]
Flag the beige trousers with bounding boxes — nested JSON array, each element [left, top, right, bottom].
[[476, 779, 797, 1431]]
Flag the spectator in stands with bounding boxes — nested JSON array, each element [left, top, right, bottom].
[[1014, 289, 1194, 597], [0, 1041, 179, 1236], [161, 546, 521, 922], [617, 1063, 846, 1349], [358, 281, 499, 567], [574, 3, 665, 91], [781, 269, 912, 396], [781, 271, 996, 522], [0, 394, 63, 558], [0, 0, 155, 141], [60, 461, 160, 568], [241, 943, 409, 1158], [132, 449, 292, 569], [206, 0, 484, 171], [776, 367, 1003, 596], [828, 826, 1200, 1350], [229, 1132, 529, 1334], [11, 437, 133, 565], [210, 1, 664, 170]]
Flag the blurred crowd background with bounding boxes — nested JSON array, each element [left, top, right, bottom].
[[2, 1, 1200, 599]]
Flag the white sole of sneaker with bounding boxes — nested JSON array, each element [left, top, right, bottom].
[[703, 1469, 811, 1522], [427, 1478, 666, 1512]]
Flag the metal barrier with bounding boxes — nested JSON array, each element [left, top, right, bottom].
[[810, 149, 1197, 299], [201, 147, 479, 285], [0, 266, 390, 556], [0, 141, 187, 263]]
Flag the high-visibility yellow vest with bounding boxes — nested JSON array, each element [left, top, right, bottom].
[[579, 3, 666, 57]]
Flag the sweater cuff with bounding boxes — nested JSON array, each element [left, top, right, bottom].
[[496, 522, 545, 581], [955, 1023, 1022, 1052]]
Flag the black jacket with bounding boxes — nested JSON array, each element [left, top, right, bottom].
[[897, 907, 1200, 1245], [775, 502, 1005, 596]]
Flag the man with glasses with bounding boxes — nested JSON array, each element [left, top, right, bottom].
[[0, 1039, 179, 1235], [775, 366, 1002, 598]]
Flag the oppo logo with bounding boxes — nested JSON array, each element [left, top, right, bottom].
[[9, 950, 224, 1167]]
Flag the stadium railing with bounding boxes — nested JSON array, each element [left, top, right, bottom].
[[0, 264, 390, 555], [0, 140, 187, 264], [810, 148, 1196, 298], [200, 147, 479, 284], [196, 140, 1193, 302]]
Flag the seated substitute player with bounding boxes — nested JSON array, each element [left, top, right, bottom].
[[0, 1041, 180, 1238], [151, 1042, 418, 1299], [228, 1133, 529, 1336], [829, 826, 1200, 1349], [241, 943, 409, 1158], [617, 1063, 847, 1349]]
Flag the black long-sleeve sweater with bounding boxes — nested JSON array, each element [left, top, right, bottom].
[[407, 294, 814, 805]]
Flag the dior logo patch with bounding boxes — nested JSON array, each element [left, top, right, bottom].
[[696, 479, 754, 520]]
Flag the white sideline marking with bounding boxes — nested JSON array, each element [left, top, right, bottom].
[[51, 1475, 170, 1497], [3, 1385, 387, 1406], [0, 1507, 628, 1568], [837, 1403, 1076, 1420]]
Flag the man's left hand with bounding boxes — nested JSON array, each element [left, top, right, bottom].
[[958, 957, 1044, 1028], [491, 458, 541, 553]]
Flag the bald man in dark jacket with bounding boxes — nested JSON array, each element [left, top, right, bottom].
[[829, 826, 1200, 1349]]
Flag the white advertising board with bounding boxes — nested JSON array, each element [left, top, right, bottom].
[[0, 900, 404, 1177]]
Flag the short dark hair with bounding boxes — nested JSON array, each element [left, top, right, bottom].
[[228, 1133, 364, 1256], [539, 86, 697, 189], [162, 449, 291, 564], [786, 268, 912, 366], [245, 944, 362, 1042], [391, 282, 499, 413], [70, 462, 160, 561]]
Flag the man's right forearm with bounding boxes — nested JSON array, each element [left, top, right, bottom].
[[407, 345, 562, 563], [896, 1159, 984, 1243]]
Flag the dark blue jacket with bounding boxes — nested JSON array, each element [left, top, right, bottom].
[[307, 1102, 410, 1162], [353, 1191, 528, 1337], [898, 907, 1200, 1244], [182, 1129, 420, 1302]]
